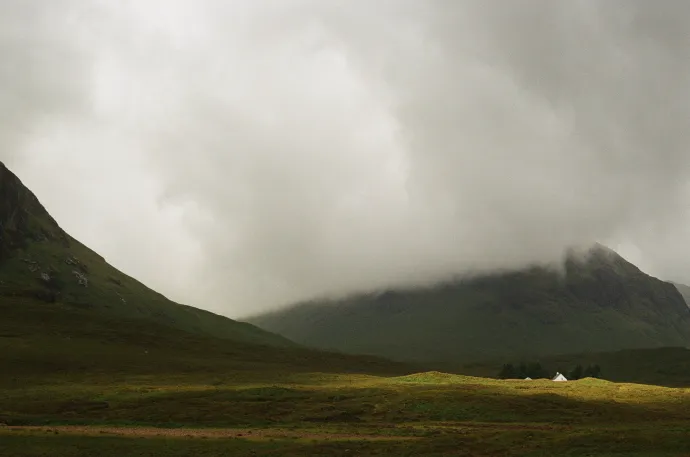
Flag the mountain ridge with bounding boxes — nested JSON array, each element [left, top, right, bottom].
[[249, 244, 690, 363], [0, 161, 292, 347]]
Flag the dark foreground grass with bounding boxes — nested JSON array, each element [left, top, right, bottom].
[[3, 372, 690, 456], [3, 422, 690, 456]]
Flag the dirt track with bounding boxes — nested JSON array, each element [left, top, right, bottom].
[[4, 425, 418, 441]]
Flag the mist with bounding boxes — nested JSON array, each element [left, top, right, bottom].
[[2, 0, 690, 317]]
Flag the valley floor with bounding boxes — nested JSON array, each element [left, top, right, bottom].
[[3, 372, 690, 456]]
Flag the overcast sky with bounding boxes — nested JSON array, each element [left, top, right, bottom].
[[2, 1, 690, 317]]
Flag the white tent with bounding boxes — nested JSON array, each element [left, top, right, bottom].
[[524, 377, 532, 380], [552, 372, 567, 382]]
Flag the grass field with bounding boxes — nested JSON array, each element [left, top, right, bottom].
[[3, 300, 690, 455], [4, 298, 690, 455], [0, 297, 690, 457], [3, 368, 690, 456]]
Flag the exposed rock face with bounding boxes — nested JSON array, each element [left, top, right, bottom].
[[72, 270, 88, 287], [0, 162, 68, 261]]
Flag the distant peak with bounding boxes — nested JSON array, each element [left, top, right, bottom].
[[563, 242, 643, 279], [565, 242, 623, 262]]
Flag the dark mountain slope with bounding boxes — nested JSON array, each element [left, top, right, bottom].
[[0, 161, 291, 347], [0, 296, 412, 384], [249, 245, 690, 363], [0, 162, 68, 258]]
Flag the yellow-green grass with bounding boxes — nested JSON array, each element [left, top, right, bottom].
[[3, 371, 690, 456], [4, 298, 690, 456]]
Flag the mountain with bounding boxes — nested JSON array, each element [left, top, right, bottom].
[[0, 161, 291, 347], [248, 245, 690, 364]]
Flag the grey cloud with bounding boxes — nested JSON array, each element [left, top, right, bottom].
[[0, 1, 95, 159], [2, 1, 690, 317]]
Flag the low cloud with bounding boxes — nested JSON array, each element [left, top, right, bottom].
[[2, 1, 690, 316]]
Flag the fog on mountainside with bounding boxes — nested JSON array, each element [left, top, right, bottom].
[[2, 1, 690, 317], [249, 245, 690, 363]]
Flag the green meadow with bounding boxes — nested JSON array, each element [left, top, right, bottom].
[[3, 299, 690, 456], [3, 371, 690, 456]]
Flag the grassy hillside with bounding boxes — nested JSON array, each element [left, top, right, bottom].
[[0, 296, 412, 384], [0, 161, 291, 347], [249, 245, 690, 364]]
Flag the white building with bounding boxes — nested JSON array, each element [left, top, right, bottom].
[[552, 372, 568, 382]]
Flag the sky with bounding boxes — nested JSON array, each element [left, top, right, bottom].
[[2, 0, 690, 318]]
